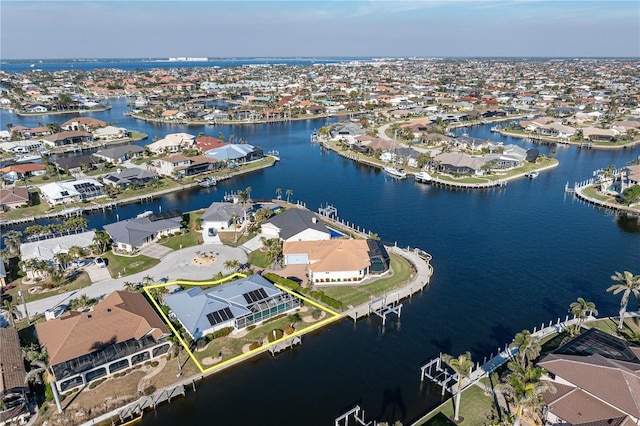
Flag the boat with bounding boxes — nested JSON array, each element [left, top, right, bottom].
[[490, 125, 501, 132], [13, 153, 42, 163], [414, 171, 432, 183], [383, 131, 407, 179], [198, 177, 217, 187], [383, 165, 407, 179], [525, 170, 539, 179]]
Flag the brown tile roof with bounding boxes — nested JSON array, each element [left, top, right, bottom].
[[195, 136, 228, 151], [35, 291, 169, 366], [544, 386, 627, 425], [0, 327, 28, 395], [0, 187, 30, 205], [0, 163, 46, 174], [539, 353, 640, 418], [283, 239, 371, 273]]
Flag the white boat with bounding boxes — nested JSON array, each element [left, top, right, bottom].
[[525, 170, 539, 179], [198, 177, 217, 187], [414, 171, 432, 183], [13, 153, 41, 163], [383, 131, 407, 179], [383, 165, 407, 179]]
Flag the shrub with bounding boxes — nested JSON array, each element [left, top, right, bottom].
[[248, 342, 262, 350], [311, 309, 322, 320], [88, 378, 107, 389], [284, 326, 294, 335], [267, 329, 284, 342], [246, 325, 256, 331], [263, 273, 302, 293], [150, 360, 159, 368], [143, 385, 156, 396], [212, 327, 234, 339]]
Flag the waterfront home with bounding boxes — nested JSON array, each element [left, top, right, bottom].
[[103, 210, 182, 253], [283, 239, 390, 285], [155, 154, 217, 178], [195, 135, 228, 153], [164, 274, 301, 340], [0, 163, 47, 183], [34, 291, 171, 393], [93, 145, 144, 164], [0, 328, 30, 426], [0, 187, 30, 210], [0, 139, 46, 154], [61, 117, 108, 132], [40, 130, 93, 148], [582, 127, 618, 142], [146, 132, 195, 154], [627, 164, 640, 186], [203, 143, 263, 164], [538, 329, 640, 424], [433, 152, 484, 176], [92, 125, 130, 141], [39, 178, 104, 206], [200, 202, 248, 244], [52, 155, 100, 174], [20, 231, 96, 277], [262, 208, 331, 242], [330, 123, 365, 138], [102, 167, 158, 188]]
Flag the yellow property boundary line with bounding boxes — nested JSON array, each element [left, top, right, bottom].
[[143, 273, 341, 374]]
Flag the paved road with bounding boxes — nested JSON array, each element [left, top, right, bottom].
[[20, 244, 248, 318]]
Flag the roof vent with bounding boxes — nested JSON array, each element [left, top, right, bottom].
[[107, 308, 112, 313], [87, 314, 92, 318]]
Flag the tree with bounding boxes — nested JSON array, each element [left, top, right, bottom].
[[607, 270, 640, 330], [275, 187, 282, 200], [2, 230, 22, 258], [223, 259, 240, 272], [148, 286, 168, 304], [1, 299, 23, 328], [24, 357, 63, 413], [569, 297, 598, 331], [92, 231, 112, 254], [442, 352, 473, 422], [622, 185, 640, 206], [285, 189, 293, 203], [142, 275, 155, 286], [123, 281, 140, 292], [509, 330, 541, 369], [497, 367, 551, 426]]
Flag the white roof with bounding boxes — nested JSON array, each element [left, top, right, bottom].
[[39, 178, 102, 201], [20, 231, 96, 261]]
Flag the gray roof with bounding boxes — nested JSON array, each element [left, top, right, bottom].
[[103, 167, 157, 184], [201, 202, 247, 222], [164, 274, 282, 339], [265, 208, 329, 240], [94, 145, 144, 160], [103, 216, 182, 248]]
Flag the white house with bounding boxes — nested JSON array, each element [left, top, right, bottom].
[[39, 179, 104, 206], [261, 208, 331, 242], [146, 132, 195, 154], [200, 202, 247, 244]]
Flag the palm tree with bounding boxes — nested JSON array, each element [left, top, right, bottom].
[[442, 352, 473, 422], [148, 286, 169, 304], [142, 275, 155, 286], [122, 281, 140, 292], [1, 299, 23, 328], [223, 259, 240, 272], [607, 270, 640, 330], [2, 230, 22, 258], [285, 189, 293, 203], [498, 365, 555, 426], [168, 334, 184, 374], [53, 252, 73, 272], [510, 330, 542, 369], [24, 358, 63, 413], [92, 230, 112, 254], [569, 297, 598, 331], [275, 187, 282, 200]]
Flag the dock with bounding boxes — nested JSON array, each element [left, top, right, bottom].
[[428, 176, 507, 189]]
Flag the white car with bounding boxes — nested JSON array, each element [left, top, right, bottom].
[[95, 257, 106, 268]]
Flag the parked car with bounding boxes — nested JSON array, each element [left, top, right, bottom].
[[95, 257, 107, 268]]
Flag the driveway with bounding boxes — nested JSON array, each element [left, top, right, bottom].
[[20, 244, 248, 319], [138, 242, 173, 259]]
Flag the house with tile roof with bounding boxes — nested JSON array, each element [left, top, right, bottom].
[[146, 132, 195, 154], [0, 162, 46, 183], [200, 202, 248, 244], [40, 130, 93, 148], [538, 328, 640, 425], [93, 145, 144, 164], [164, 274, 301, 339], [0, 327, 30, 425], [35, 291, 171, 393], [102, 167, 158, 188], [283, 239, 390, 285], [0, 187, 30, 210]]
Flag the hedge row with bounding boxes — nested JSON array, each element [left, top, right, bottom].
[[263, 273, 343, 310]]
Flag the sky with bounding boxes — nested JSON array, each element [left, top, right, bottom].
[[1, 1, 639, 59]]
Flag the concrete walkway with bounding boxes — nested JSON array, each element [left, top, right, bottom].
[[19, 244, 248, 319]]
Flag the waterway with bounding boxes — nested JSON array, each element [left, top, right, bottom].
[[2, 99, 640, 425]]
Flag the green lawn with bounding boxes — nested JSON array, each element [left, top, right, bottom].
[[102, 252, 160, 278], [3, 270, 93, 305], [581, 185, 613, 202], [321, 253, 414, 307], [248, 249, 271, 268], [585, 316, 640, 343], [160, 229, 201, 250], [415, 385, 500, 426]]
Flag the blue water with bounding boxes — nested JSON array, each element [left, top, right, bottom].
[[2, 94, 640, 425]]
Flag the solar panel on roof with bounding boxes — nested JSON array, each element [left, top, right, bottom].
[[242, 288, 269, 304], [205, 307, 234, 326], [148, 209, 182, 222]]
